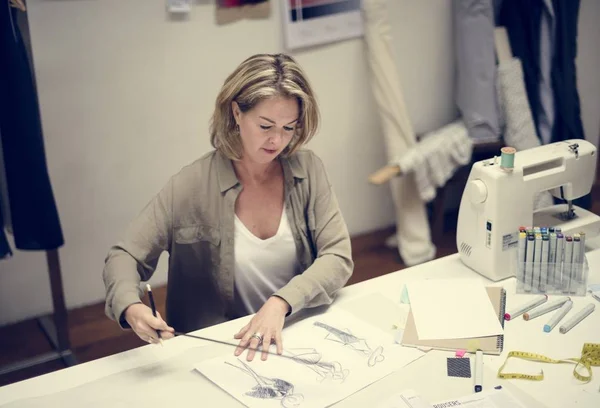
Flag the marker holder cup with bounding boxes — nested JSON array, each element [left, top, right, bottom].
[[514, 254, 589, 296]]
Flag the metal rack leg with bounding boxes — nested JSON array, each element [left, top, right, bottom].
[[0, 249, 77, 377]]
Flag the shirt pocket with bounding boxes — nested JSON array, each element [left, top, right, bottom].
[[174, 224, 221, 246]]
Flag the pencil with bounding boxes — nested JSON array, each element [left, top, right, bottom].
[[146, 283, 163, 345]]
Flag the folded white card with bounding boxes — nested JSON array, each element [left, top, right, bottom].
[[407, 279, 504, 340]]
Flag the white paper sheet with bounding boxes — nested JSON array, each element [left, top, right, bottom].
[[195, 308, 425, 408], [378, 388, 531, 408], [406, 279, 504, 340], [377, 389, 434, 408], [339, 292, 411, 339], [0, 346, 213, 408]]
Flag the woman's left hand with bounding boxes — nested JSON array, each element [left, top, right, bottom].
[[234, 296, 290, 361]]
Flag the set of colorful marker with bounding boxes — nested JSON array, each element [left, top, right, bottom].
[[516, 226, 586, 293]]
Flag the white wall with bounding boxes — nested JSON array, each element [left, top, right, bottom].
[[0, 0, 456, 326], [0, 0, 597, 326]]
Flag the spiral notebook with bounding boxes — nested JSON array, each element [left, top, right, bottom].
[[400, 286, 506, 355]]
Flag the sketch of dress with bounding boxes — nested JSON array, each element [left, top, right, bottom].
[[313, 322, 385, 367], [225, 359, 304, 407], [285, 348, 349, 383]]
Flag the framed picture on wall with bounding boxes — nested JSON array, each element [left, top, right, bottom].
[[281, 0, 363, 50]]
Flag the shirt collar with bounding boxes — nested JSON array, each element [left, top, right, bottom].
[[283, 152, 307, 181], [216, 150, 239, 193], [215, 150, 307, 194]]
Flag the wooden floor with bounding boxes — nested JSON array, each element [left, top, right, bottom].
[[0, 215, 461, 388]]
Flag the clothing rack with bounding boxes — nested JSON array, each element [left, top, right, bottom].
[[0, 249, 77, 376], [1, 0, 77, 377]]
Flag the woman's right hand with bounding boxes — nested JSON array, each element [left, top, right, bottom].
[[124, 303, 175, 344]]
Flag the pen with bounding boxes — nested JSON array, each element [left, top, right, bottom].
[[146, 283, 163, 345], [474, 350, 483, 393]]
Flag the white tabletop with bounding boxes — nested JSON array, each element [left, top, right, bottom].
[[1, 247, 599, 407]]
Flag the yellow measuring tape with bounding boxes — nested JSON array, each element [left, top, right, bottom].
[[498, 343, 600, 383]]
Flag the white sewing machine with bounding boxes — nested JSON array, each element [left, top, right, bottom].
[[456, 139, 600, 281]]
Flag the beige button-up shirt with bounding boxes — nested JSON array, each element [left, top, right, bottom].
[[103, 149, 354, 333]]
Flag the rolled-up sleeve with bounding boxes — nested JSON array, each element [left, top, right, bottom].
[[103, 177, 173, 328], [275, 153, 354, 314]]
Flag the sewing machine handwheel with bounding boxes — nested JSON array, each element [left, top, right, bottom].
[[467, 180, 488, 204]]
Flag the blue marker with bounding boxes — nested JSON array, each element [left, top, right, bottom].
[[543, 300, 573, 332]]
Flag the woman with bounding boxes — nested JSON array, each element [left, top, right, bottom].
[[103, 53, 353, 362]]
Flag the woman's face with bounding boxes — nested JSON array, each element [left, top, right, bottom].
[[233, 95, 299, 165]]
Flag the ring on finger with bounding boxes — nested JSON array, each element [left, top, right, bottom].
[[250, 333, 263, 342]]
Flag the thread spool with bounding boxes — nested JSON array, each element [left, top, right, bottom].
[[500, 147, 516, 172]]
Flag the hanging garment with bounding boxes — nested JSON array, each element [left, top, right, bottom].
[[0, 193, 11, 259], [498, 0, 544, 141], [453, 0, 501, 143], [537, 0, 556, 145], [497, 58, 541, 151], [499, 0, 585, 146], [0, 130, 11, 259], [0, 3, 64, 251], [551, 0, 590, 211], [396, 121, 473, 203], [362, 0, 435, 266], [550, 0, 585, 144], [499, 0, 588, 209], [496, 57, 554, 209]]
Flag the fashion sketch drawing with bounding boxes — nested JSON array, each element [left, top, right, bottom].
[[285, 348, 349, 382], [225, 359, 304, 407], [313, 322, 385, 367]]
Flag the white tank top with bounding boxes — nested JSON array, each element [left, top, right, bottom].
[[233, 208, 302, 316]]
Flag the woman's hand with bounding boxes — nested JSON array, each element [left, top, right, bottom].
[[234, 296, 290, 361], [124, 303, 175, 344]]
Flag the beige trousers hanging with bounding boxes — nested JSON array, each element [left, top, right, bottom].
[[362, 0, 435, 266]]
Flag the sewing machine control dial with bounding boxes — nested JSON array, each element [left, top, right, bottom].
[[467, 180, 488, 204]]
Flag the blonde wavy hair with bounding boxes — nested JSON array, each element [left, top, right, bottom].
[[209, 53, 320, 160]]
